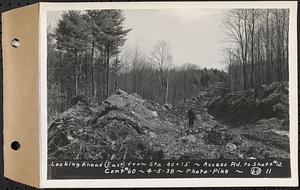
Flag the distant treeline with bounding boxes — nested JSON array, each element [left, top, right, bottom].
[[116, 58, 227, 105], [223, 9, 289, 91], [47, 10, 226, 120]]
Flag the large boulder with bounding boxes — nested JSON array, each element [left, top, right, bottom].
[[206, 124, 243, 145], [206, 124, 230, 145], [163, 103, 173, 111]]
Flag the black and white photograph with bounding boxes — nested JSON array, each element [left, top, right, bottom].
[[43, 2, 297, 184]]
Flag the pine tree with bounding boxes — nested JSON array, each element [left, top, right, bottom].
[[55, 11, 89, 96]]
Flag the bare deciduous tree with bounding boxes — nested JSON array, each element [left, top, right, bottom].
[[223, 9, 289, 91], [150, 40, 173, 103]]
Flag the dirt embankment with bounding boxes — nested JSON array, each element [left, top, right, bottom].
[[208, 81, 289, 126], [206, 81, 290, 158]]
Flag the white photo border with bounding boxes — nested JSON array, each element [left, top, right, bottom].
[[39, 1, 298, 188]]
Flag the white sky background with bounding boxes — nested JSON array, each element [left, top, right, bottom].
[[47, 9, 226, 70]]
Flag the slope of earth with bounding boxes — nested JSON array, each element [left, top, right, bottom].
[[48, 81, 290, 160], [161, 87, 289, 159], [208, 81, 289, 126], [205, 81, 290, 158]]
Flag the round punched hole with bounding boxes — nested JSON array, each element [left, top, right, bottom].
[[11, 141, 20, 150], [11, 38, 20, 48]]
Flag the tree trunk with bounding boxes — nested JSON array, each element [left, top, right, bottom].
[[275, 13, 282, 81], [158, 68, 164, 103], [265, 10, 271, 84], [74, 52, 78, 95], [164, 69, 170, 104], [243, 12, 248, 90], [270, 26, 274, 83], [285, 19, 289, 81], [90, 41, 95, 98], [251, 9, 255, 89], [172, 83, 177, 105], [257, 28, 261, 87], [60, 79, 64, 113], [102, 73, 105, 101], [114, 54, 119, 91], [124, 68, 127, 92], [78, 52, 84, 95], [106, 44, 110, 98], [84, 53, 88, 96]]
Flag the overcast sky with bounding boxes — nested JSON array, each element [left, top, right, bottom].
[[48, 9, 226, 70]]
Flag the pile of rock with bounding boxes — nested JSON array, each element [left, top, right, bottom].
[[48, 90, 164, 160]]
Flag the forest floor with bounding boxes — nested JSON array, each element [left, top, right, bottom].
[[48, 82, 290, 160]]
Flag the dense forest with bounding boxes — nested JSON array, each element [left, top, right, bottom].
[[47, 10, 227, 120], [223, 9, 289, 91]]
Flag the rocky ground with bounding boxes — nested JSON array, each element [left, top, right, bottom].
[[48, 82, 290, 160]]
